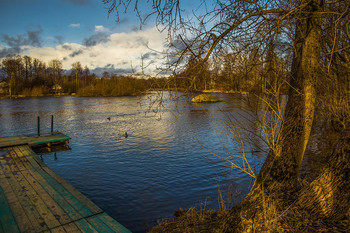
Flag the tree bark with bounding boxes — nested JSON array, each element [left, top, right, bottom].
[[253, 0, 323, 190], [297, 130, 350, 220]]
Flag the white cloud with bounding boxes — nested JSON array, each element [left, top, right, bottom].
[[94, 25, 108, 32], [69, 23, 80, 28], [19, 27, 169, 76]]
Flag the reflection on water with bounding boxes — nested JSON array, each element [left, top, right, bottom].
[[0, 93, 269, 232]]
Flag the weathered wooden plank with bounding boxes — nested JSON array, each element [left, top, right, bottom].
[[16, 145, 37, 158], [1, 140, 130, 233], [28, 134, 71, 146], [0, 185, 20, 233], [0, 173, 48, 232], [0, 133, 70, 148], [62, 222, 82, 233], [85, 215, 116, 233], [0, 135, 27, 142], [41, 166, 103, 214], [11, 169, 61, 229], [36, 168, 97, 218], [0, 156, 12, 175], [24, 168, 117, 233], [74, 219, 100, 233], [97, 213, 131, 233], [20, 169, 72, 225], [0, 150, 17, 175], [0, 174, 36, 233], [15, 146, 46, 171], [50, 226, 67, 233], [9, 149, 26, 172], [11, 146, 35, 170], [29, 169, 83, 222]]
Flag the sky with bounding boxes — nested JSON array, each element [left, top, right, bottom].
[[0, 0, 172, 76]]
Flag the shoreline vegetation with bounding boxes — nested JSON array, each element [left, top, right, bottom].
[[0, 89, 251, 99], [0, 54, 289, 100]]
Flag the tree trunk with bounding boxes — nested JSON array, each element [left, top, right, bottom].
[[231, 2, 325, 230], [253, 0, 323, 190]]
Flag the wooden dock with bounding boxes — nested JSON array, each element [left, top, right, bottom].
[[0, 132, 71, 148], [0, 134, 130, 233]]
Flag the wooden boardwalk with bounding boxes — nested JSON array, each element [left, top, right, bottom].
[[0, 136, 130, 232], [0, 132, 71, 148]]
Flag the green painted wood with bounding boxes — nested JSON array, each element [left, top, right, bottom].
[[0, 143, 130, 233], [10, 168, 62, 229], [36, 171, 125, 233], [36, 167, 126, 232], [29, 169, 83, 222], [36, 168, 97, 217], [0, 185, 20, 233], [20, 169, 73, 225], [97, 213, 132, 233], [0, 173, 48, 232], [61, 222, 83, 233], [75, 219, 100, 233], [41, 166, 103, 214], [85, 215, 116, 233], [0, 132, 70, 148]]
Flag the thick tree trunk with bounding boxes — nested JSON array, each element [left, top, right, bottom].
[[253, 0, 323, 190], [230, 3, 326, 230]]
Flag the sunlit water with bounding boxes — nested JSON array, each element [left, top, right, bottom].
[[0, 92, 267, 232]]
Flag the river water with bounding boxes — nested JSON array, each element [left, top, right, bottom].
[[0, 92, 268, 232]]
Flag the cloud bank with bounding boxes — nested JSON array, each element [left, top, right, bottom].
[[0, 28, 43, 58], [1, 27, 169, 76]]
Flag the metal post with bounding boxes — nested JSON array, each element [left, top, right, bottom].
[[37, 116, 40, 136], [51, 115, 54, 133]]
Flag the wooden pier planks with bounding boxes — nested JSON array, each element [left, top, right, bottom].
[[0, 132, 71, 148], [0, 145, 130, 233]]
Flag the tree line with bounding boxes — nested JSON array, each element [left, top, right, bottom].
[[0, 50, 293, 98], [167, 46, 289, 94], [0, 55, 151, 97]]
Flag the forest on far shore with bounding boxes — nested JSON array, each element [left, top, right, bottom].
[[0, 49, 291, 98]]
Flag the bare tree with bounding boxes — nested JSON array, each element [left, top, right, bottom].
[[1, 55, 24, 96], [48, 59, 62, 87], [105, 0, 350, 230], [71, 61, 83, 92]]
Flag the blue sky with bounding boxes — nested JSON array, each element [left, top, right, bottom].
[[0, 0, 170, 75]]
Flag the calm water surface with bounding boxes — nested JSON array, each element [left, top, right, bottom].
[[0, 93, 267, 232]]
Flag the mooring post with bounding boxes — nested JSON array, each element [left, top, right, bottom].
[[37, 116, 40, 136], [51, 115, 54, 133]]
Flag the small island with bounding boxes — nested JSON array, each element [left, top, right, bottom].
[[191, 94, 224, 103]]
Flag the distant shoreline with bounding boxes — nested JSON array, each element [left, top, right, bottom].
[[0, 89, 270, 99]]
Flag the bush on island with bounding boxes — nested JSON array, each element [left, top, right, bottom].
[[191, 94, 224, 103]]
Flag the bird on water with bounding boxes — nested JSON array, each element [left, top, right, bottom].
[[124, 132, 128, 138], [107, 117, 111, 121]]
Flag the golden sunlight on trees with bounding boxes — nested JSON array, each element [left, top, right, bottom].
[[105, 0, 350, 231], [0, 55, 152, 97]]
